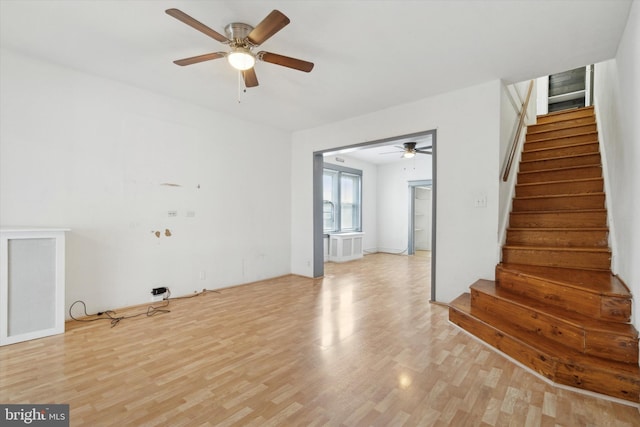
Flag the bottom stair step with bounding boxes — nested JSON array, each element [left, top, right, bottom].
[[449, 293, 640, 403], [469, 279, 638, 363]]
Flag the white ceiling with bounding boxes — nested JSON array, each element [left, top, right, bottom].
[[0, 0, 632, 134], [324, 133, 433, 165]]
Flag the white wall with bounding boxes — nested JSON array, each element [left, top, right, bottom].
[[377, 156, 432, 253], [291, 80, 502, 303], [593, 0, 640, 330], [0, 49, 292, 316], [498, 80, 537, 246]]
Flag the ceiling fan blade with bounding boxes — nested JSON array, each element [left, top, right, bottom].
[[242, 68, 259, 87], [416, 150, 432, 155], [166, 8, 230, 44], [173, 52, 226, 66], [247, 10, 290, 46], [258, 51, 314, 72]]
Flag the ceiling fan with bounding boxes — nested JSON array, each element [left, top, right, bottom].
[[382, 142, 432, 158], [166, 8, 314, 88]]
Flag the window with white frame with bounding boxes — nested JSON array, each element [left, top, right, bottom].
[[323, 164, 362, 233]]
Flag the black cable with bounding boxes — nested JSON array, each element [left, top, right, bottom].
[[69, 287, 220, 328], [69, 298, 170, 328], [168, 288, 220, 300]]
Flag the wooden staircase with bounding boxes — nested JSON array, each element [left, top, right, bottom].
[[449, 106, 640, 403]]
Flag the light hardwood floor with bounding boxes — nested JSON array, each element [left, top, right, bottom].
[[1, 252, 638, 426]]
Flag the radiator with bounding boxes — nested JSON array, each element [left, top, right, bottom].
[[329, 232, 364, 263]]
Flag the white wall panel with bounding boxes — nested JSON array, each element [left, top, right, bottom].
[[0, 49, 292, 316]]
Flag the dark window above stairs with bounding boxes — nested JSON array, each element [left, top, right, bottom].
[[548, 67, 589, 112]]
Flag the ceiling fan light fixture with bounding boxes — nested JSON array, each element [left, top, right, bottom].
[[227, 47, 255, 70], [167, 9, 314, 88], [402, 150, 416, 159]]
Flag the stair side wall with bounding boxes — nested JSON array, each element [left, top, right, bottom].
[[499, 80, 538, 250], [593, 5, 640, 344]]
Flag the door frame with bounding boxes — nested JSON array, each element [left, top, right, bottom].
[[312, 129, 437, 302]]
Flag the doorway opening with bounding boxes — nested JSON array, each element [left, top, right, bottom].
[[312, 129, 437, 302], [408, 180, 432, 255]]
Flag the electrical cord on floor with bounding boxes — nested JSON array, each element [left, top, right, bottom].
[[69, 287, 220, 328], [69, 299, 170, 328], [169, 288, 221, 300]]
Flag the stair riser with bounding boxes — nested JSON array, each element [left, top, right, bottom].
[[470, 288, 637, 364], [506, 230, 608, 248], [526, 124, 598, 142], [515, 179, 603, 197], [520, 154, 601, 172], [449, 306, 557, 380], [524, 133, 598, 151], [586, 332, 639, 363], [536, 107, 594, 125], [518, 166, 602, 184], [555, 362, 640, 403], [470, 289, 585, 355], [528, 117, 595, 133], [521, 143, 600, 162], [512, 194, 605, 211], [502, 248, 611, 270], [509, 211, 607, 228], [449, 305, 639, 402], [496, 266, 632, 323]]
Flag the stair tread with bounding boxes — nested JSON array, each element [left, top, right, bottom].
[[503, 245, 610, 252], [528, 118, 595, 132], [516, 177, 603, 188], [519, 164, 601, 173], [524, 134, 599, 147], [511, 208, 606, 214], [527, 124, 597, 137], [524, 131, 598, 144], [497, 263, 630, 297], [507, 227, 608, 231], [513, 192, 605, 200], [520, 151, 600, 164], [523, 141, 599, 153], [536, 106, 594, 121], [449, 293, 640, 376], [470, 279, 637, 337]]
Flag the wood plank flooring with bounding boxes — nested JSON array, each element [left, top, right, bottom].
[[1, 252, 639, 426]]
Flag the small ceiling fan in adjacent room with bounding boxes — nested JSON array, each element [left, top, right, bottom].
[[165, 8, 314, 88], [382, 142, 433, 158]]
